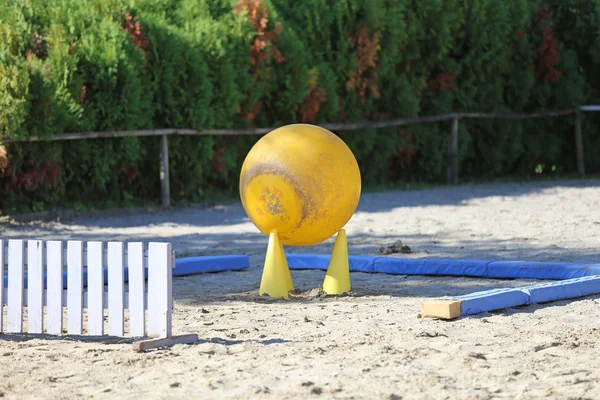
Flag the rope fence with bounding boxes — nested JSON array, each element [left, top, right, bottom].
[[1, 107, 597, 207]]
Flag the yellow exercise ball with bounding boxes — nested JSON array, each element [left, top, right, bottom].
[[240, 124, 361, 246]]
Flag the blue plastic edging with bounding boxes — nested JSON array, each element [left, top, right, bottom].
[[521, 275, 600, 304], [287, 254, 600, 280], [454, 275, 600, 316], [174, 255, 249, 276], [3, 254, 249, 289], [286, 254, 375, 273], [458, 288, 530, 316]]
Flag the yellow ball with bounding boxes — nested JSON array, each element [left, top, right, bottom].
[[239, 124, 361, 246]]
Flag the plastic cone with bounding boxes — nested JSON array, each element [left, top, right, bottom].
[[322, 229, 351, 295], [277, 238, 294, 292], [259, 232, 293, 298]]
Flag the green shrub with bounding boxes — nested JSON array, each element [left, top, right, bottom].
[[0, 0, 598, 214]]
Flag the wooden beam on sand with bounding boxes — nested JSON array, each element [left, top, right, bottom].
[[133, 334, 199, 352]]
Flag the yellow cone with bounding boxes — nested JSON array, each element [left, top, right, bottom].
[[259, 232, 293, 298], [277, 237, 294, 292], [322, 229, 351, 295]]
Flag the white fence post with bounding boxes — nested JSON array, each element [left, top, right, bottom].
[[147, 242, 173, 338], [27, 240, 44, 334], [108, 242, 125, 337], [67, 240, 84, 335], [7, 240, 24, 333], [46, 241, 64, 334], [128, 242, 146, 338], [87, 241, 104, 335]]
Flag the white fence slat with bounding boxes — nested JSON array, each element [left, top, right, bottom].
[[87, 241, 104, 335], [0, 239, 4, 332], [107, 242, 125, 337], [67, 241, 84, 335], [148, 242, 172, 338], [7, 240, 25, 333], [46, 241, 64, 334], [27, 240, 45, 334], [128, 242, 145, 337]]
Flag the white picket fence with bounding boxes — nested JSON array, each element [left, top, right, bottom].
[[0, 239, 173, 338]]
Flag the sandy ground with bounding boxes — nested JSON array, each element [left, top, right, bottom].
[[1, 179, 600, 400]]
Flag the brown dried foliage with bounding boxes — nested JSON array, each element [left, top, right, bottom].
[[78, 83, 87, 104], [235, 0, 285, 72], [347, 24, 380, 101], [238, 101, 263, 124], [532, 5, 562, 84], [120, 166, 140, 188], [299, 69, 327, 123], [212, 147, 226, 173], [122, 12, 149, 62], [234, 0, 284, 123], [26, 32, 47, 60], [1, 157, 61, 191], [68, 40, 77, 55], [428, 72, 454, 91], [397, 134, 415, 168]]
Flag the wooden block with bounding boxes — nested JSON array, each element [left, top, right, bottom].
[[132, 334, 199, 353], [421, 300, 462, 320]]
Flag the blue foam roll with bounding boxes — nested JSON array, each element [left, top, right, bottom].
[[345, 256, 377, 272], [287, 254, 375, 273], [435, 259, 492, 277], [486, 261, 600, 280], [287, 254, 600, 281], [3, 254, 249, 289], [285, 254, 329, 270], [374, 257, 441, 275], [174, 255, 249, 276], [373, 258, 493, 276], [521, 275, 600, 304], [453, 276, 600, 316], [458, 288, 530, 316]]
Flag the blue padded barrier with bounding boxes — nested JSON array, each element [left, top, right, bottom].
[[3, 254, 249, 289], [287, 254, 600, 280]]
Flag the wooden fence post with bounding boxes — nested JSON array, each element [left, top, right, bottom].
[[447, 118, 459, 184], [160, 134, 171, 207], [575, 112, 585, 178]]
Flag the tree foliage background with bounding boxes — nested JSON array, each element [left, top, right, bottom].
[[0, 0, 598, 213]]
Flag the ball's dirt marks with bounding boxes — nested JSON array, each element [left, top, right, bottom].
[[240, 162, 315, 231], [260, 187, 287, 219]]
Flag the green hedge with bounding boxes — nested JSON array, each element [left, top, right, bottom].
[[0, 0, 598, 213]]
